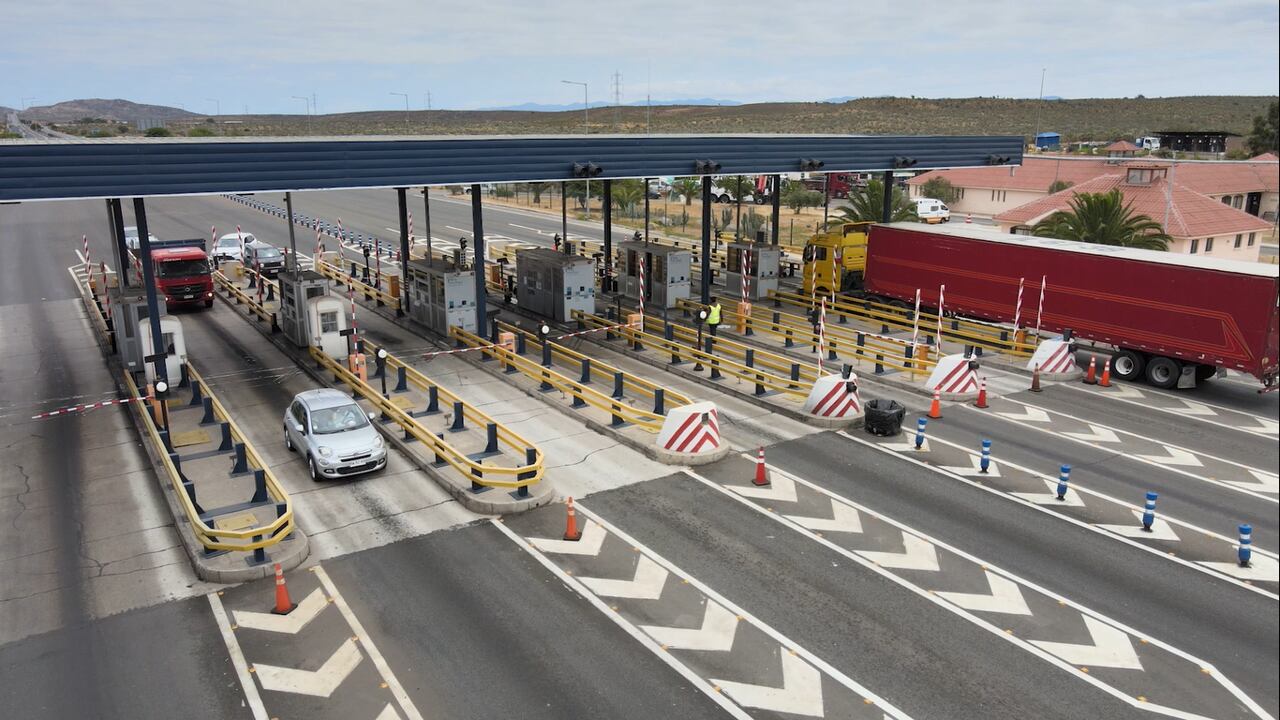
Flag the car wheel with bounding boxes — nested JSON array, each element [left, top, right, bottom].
[[1111, 350, 1144, 381], [284, 425, 293, 451], [308, 455, 319, 481], [1145, 356, 1181, 389]]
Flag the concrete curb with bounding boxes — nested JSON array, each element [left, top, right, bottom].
[[215, 288, 553, 515]]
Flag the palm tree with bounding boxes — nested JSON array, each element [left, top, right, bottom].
[[671, 178, 702, 206], [836, 179, 917, 224], [1031, 189, 1171, 250], [611, 180, 644, 217]]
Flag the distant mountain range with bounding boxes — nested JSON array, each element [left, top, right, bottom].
[[18, 98, 199, 124], [478, 98, 743, 112]]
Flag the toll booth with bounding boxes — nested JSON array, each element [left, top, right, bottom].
[[723, 241, 779, 300], [305, 295, 350, 360], [515, 247, 596, 322], [140, 316, 188, 385], [618, 241, 691, 310], [113, 288, 167, 374], [405, 258, 477, 335], [278, 270, 332, 348]]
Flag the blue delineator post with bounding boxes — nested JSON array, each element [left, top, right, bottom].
[[979, 439, 992, 474], [1238, 524, 1253, 567], [914, 417, 927, 450], [1056, 464, 1070, 500], [1141, 491, 1158, 531]]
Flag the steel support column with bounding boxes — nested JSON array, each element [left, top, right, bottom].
[[644, 178, 651, 244], [132, 198, 167, 386], [701, 177, 712, 304], [283, 192, 300, 278], [107, 198, 130, 287], [602, 179, 613, 284], [770, 174, 781, 246], [422, 187, 433, 266], [397, 187, 410, 312], [881, 171, 894, 223], [560, 181, 568, 244], [470, 184, 487, 331]]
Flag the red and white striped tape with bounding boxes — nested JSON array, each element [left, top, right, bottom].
[[81, 234, 90, 279], [637, 253, 646, 319], [740, 246, 750, 308], [1034, 275, 1046, 337], [32, 394, 151, 419], [935, 283, 945, 344], [1012, 276, 1025, 336]]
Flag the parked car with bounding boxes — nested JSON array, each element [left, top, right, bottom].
[[123, 225, 160, 250], [243, 240, 285, 276], [283, 389, 387, 480], [913, 197, 951, 223], [212, 232, 256, 263]]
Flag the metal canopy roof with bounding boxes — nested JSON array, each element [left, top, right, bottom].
[[0, 133, 1023, 202]]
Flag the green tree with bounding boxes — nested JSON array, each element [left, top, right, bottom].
[[781, 181, 821, 214], [837, 179, 917, 223], [671, 178, 701, 206], [611, 179, 644, 216], [919, 176, 959, 205], [144, 126, 172, 137], [187, 127, 215, 137], [1246, 101, 1278, 156], [1047, 179, 1074, 194], [1031, 189, 1171, 250], [716, 175, 756, 202]]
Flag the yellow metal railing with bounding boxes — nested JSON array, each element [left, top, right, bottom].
[[313, 254, 402, 311]]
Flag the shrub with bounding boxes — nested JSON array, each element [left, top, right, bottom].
[[145, 127, 172, 137]]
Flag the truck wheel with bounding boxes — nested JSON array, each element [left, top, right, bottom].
[[204, 298, 214, 308], [1112, 350, 1144, 381], [1194, 364, 1217, 382], [1145, 356, 1181, 389]]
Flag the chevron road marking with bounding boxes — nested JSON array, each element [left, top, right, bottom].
[[685, 462, 1275, 718], [579, 555, 670, 600], [935, 571, 1032, 616], [857, 534, 941, 572], [1097, 512, 1182, 542], [640, 601, 739, 652], [208, 593, 269, 720], [528, 520, 607, 555], [1198, 555, 1280, 583], [784, 498, 864, 533], [941, 454, 1001, 477], [1062, 424, 1121, 444], [232, 588, 327, 634], [995, 406, 1052, 423], [1134, 445, 1203, 467], [375, 705, 402, 720], [1064, 382, 1280, 439], [846, 432, 1279, 601], [726, 473, 798, 502], [713, 649, 825, 718], [254, 637, 363, 697], [1226, 470, 1280, 494], [883, 438, 930, 452]]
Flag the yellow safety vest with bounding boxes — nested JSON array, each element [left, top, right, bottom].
[[707, 303, 722, 325]]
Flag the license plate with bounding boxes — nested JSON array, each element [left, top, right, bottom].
[[184, 294, 194, 299]]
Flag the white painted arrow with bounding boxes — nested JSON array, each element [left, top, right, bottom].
[[528, 520, 607, 556], [997, 406, 1051, 423], [1225, 469, 1279, 494], [713, 649, 824, 718], [1198, 554, 1280, 582], [640, 600, 739, 652], [858, 534, 940, 572], [232, 588, 328, 634], [254, 637, 363, 697], [726, 474, 797, 503], [784, 499, 863, 533], [941, 454, 1001, 477], [1253, 416, 1279, 436], [1174, 399, 1217, 417], [1107, 383, 1145, 400], [1030, 616, 1142, 670], [936, 570, 1032, 615], [883, 438, 930, 453], [1062, 424, 1121, 444], [1098, 511, 1181, 541], [376, 704, 402, 720], [1011, 478, 1085, 507], [579, 555, 669, 600], [1135, 445, 1203, 467]]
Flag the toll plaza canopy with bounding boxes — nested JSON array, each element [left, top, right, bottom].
[[0, 133, 1022, 202]]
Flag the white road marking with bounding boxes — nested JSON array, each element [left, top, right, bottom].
[[1227, 470, 1280, 494], [883, 438, 930, 452], [995, 406, 1051, 422], [253, 637, 363, 698], [712, 649, 825, 718], [1134, 445, 1203, 467], [231, 588, 327, 634], [1066, 382, 1280, 438], [1097, 512, 1182, 541], [207, 593, 269, 720], [785, 498, 864, 533], [639, 600, 739, 652], [1029, 616, 1142, 670], [935, 570, 1032, 616], [857, 534, 941, 572], [528, 520, 607, 555], [1198, 555, 1280, 582], [376, 704, 403, 720], [578, 555, 669, 600], [940, 454, 1001, 477], [1062, 424, 1121, 444], [726, 472, 798, 502], [1009, 479, 1085, 506]]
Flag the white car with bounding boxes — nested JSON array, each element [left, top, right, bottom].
[[213, 232, 256, 263], [284, 389, 387, 480], [913, 198, 951, 224], [123, 225, 160, 250]]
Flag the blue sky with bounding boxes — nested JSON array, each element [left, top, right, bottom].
[[3, 0, 1277, 113]]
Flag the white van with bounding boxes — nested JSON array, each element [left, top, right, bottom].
[[913, 198, 951, 224]]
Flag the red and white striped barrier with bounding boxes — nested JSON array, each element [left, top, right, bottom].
[[803, 373, 864, 426], [32, 394, 151, 420], [1026, 338, 1078, 377], [656, 401, 727, 463], [926, 354, 981, 397]]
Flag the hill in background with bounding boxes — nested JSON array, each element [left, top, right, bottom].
[[19, 98, 198, 124]]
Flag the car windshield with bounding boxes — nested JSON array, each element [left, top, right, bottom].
[[157, 259, 210, 278], [255, 246, 282, 259], [310, 403, 370, 434]]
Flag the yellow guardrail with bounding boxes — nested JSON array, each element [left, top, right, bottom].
[[214, 270, 278, 328], [771, 290, 1039, 357], [450, 327, 669, 432], [338, 342, 544, 490], [637, 313, 823, 388], [573, 310, 812, 401], [495, 320, 693, 410], [314, 254, 402, 311]]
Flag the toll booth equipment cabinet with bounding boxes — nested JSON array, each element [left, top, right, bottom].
[[278, 271, 332, 348], [306, 295, 351, 360], [405, 258, 477, 335], [113, 287, 168, 375], [515, 247, 596, 322], [140, 316, 188, 385], [724, 241, 779, 300], [618, 241, 691, 310]]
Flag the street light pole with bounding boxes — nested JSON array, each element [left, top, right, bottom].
[[561, 80, 588, 134], [391, 92, 410, 131], [1032, 67, 1046, 149]]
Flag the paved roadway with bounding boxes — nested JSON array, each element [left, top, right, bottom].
[[1, 194, 1276, 720]]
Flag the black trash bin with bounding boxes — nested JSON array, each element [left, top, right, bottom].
[[864, 398, 905, 436]]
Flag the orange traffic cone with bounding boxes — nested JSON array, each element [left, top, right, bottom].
[[927, 389, 943, 419], [1083, 355, 1097, 385], [1099, 358, 1112, 387], [965, 213, 972, 224], [563, 497, 582, 541], [271, 563, 296, 615], [1030, 364, 1043, 393], [974, 377, 989, 408], [753, 446, 770, 486]]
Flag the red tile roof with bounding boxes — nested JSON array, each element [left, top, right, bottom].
[[993, 173, 1273, 238], [1105, 140, 1140, 152], [910, 156, 1278, 195], [1249, 152, 1278, 162]]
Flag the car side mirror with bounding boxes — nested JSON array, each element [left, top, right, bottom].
[[367, 412, 377, 421], [293, 423, 305, 434]]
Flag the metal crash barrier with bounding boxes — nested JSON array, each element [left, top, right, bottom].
[[313, 253, 402, 313]]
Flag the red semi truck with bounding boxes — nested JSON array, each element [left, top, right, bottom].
[[128, 239, 215, 309], [861, 222, 1280, 390]]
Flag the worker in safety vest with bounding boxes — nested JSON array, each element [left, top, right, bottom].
[[707, 296, 723, 336]]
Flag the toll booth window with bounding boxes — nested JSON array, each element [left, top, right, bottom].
[[319, 311, 339, 334], [727, 247, 741, 273], [653, 254, 666, 281], [626, 250, 638, 277]]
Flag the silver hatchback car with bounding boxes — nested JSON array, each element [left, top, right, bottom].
[[283, 389, 387, 480]]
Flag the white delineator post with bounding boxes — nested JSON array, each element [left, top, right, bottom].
[[1034, 275, 1046, 339], [236, 225, 245, 269], [314, 221, 324, 264], [935, 284, 946, 347], [408, 210, 414, 257], [81, 234, 90, 283]]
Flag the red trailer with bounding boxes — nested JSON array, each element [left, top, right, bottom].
[[863, 222, 1280, 390]]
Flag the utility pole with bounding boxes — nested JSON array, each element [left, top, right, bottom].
[[391, 92, 410, 131], [1032, 68, 1046, 150], [292, 96, 311, 133], [612, 71, 622, 129]]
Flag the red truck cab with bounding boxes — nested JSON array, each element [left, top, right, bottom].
[[132, 239, 214, 309]]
